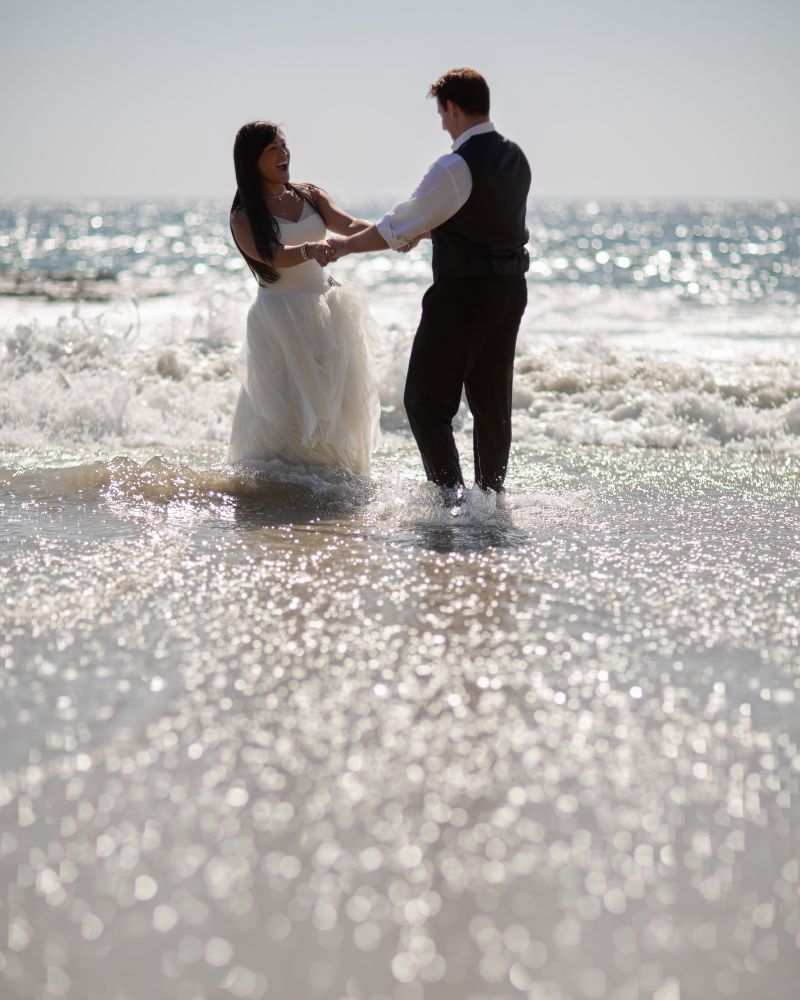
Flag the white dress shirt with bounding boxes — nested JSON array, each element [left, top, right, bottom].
[[376, 122, 496, 249]]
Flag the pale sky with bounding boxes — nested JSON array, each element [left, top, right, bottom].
[[1, 0, 798, 203]]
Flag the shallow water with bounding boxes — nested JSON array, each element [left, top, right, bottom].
[[2, 199, 800, 459], [1, 444, 799, 1000], [2, 198, 799, 998]]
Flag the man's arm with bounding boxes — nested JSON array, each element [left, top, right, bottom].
[[323, 155, 471, 259]]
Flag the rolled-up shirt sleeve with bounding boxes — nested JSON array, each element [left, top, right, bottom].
[[376, 153, 472, 249]]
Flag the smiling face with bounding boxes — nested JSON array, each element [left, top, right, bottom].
[[256, 131, 290, 186]]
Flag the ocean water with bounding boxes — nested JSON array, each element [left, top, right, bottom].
[[1, 200, 799, 1000]]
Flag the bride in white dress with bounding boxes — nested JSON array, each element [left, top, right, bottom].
[[227, 120, 381, 475]]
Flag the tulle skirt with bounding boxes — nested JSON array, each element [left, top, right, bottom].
[[227, 283, 381, 475]]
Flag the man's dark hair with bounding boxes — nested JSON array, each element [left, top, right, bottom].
[[428, 68, 490, 116]]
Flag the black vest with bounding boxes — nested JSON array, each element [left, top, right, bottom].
[[431, 130, 531, 280]]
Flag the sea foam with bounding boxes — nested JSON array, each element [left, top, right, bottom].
[[1, 284, 799, 456]]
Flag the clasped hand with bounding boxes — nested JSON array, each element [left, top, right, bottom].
[[304, 238, 346, 266]]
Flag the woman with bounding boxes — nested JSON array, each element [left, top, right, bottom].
[[227, 120, 381, 475]]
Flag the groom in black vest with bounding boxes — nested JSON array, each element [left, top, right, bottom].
[[322, 68, 531, 502]]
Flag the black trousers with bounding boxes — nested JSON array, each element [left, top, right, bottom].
[[403, 276, 528, 493]]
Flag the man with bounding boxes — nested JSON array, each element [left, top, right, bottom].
[[325, 68, 531, 505]]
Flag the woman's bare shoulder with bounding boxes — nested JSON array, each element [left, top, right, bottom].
[[295, 182, 330, 202]]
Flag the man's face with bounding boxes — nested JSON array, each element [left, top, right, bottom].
[[437, 99, 458, 139]]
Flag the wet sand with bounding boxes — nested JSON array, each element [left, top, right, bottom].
[[1, 443, 798, 999]]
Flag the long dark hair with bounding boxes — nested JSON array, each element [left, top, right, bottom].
[[231, 120, 317, 285]]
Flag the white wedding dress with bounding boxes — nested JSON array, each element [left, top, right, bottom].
[[227, 200, 381, 475]]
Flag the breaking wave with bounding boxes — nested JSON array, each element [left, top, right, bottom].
[[1, 282, 798, 456]]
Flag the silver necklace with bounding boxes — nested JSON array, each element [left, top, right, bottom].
[[265, 187, 293, 200]]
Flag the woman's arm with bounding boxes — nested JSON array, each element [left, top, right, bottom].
[[311, 187, 371, 236], [231, 210, 328, 267]]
